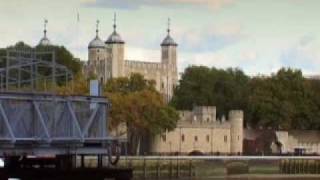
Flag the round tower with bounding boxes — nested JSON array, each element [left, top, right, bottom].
[[229, 110, 244, 154], [88, 20, 106, 80], [105, 13, 125, 79]]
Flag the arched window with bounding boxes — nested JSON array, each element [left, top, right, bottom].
[[194, 136, 198, 142], [181, 134, 185, 142], [206, 135, 210, 143]]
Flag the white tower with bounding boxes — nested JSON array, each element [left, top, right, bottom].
[[105, 13, 125, 79], [161, 18, 177, 67], [88, 20, 106, 81], [161, 18, 178, 101], [229, 110, 244, 154]]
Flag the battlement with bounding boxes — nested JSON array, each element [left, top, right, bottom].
[[124, 60, 165, 70], [228, 110, 244, 120], [193, 106, 216, 114]]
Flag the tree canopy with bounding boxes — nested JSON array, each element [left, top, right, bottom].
[[171, 66, 320, 130], [170, 66, 249, 117], [105, 74, 179, 154], [0, 41, 82, 75]]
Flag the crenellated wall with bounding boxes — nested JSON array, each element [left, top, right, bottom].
[[151, 106, 244, 154]]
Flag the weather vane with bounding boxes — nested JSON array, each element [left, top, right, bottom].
[[44, 19, 48, 36], [167, 18, 171, 34], [113, 13, 117, 31], [96, 19, 100, 36]]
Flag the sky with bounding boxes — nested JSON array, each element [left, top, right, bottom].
[[0, 0, 320, 75]]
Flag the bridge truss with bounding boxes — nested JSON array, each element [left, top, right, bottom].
[[0, 92, 111, 155]]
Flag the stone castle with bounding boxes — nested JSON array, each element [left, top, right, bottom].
[[151, 106, 244, 155], [82, 16, 244, 155], [85, 16, 178, 101]]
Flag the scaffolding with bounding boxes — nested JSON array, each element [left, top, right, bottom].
[[0, 48, 73, 92]]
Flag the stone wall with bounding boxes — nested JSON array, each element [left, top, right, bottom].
[[150, 126, 231, 154], [151, 106, 244, 155]]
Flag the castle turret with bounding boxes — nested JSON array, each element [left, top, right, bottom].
[[105, 13, 125, 79], [161, 18, 178, 102], [88, 20, 107, 80], [38, 19, 51, 46], [229, 110, 244, 154], [161, 18, 177, 67]]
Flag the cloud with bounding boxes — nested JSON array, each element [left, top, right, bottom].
[[175, 22, 244, 52], [83, 0, 235, 10], [280, 35, 320, 75]]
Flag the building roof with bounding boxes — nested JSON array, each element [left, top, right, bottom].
[[38, 36, 51, 46], [105, 14, 125, 44], [161, 34, 177, 46], [161, 18, 177, 46], [89, 20, 105, 49], [105, 31, 124, 44], [89, 36, 105, 49]]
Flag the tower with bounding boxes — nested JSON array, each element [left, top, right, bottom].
[[105, 13, 125, 79], [38, 19, 51, 46], [161, 18, 178, 101], [229, 110, 244, 154], [161, 18, 177, 67], [88, 20, 106, 81]]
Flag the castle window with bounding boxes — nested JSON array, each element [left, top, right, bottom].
[[181, 134, 185, 142], [194, 136, 198, 142], [238, 136, 240, 140], [224, 136, 228, 143], [97, 49, 100, 53], [207, 118, 210, 122], [161, 82, 164, 89], [206, 135, 210, 143], [162, 134, 166, 142]]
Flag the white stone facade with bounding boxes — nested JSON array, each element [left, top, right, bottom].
[[85, 19, 178, 101], [150, 106, 244, 155], [276, 130, 320, 154]]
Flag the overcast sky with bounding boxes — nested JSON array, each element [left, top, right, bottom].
[[1, 0, 320, 75]]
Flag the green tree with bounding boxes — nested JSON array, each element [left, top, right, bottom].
[[171, 66, 249, 117], [105, 73, 179, 155], [247, 68, 320, 130]]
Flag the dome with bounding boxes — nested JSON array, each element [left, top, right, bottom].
[[38, 20, 51, 46], [161, 34, 177, 46], [89, 36, 105, 49], [105, 31, 124, 44], [38, 36, 51, 46]]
